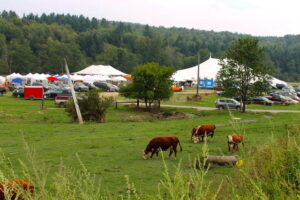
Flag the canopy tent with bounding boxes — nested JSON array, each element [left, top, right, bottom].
[[0, 76, 5, 84], [47, 76, 59, 81], [75, 65, 126, 76], [6, 73, 23, 82], [12, 78, 23, 85], [172, 57, 287, 87], [111, 76, 127, 82]]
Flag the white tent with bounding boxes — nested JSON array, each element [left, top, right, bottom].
[[111, 76, 127, 82], [75, 65, 126, 76], [0, 76, 5, 84], [172, 57, 287, 86]]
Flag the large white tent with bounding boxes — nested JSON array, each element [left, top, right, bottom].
[[172, 57, 287, 87], [74, 65, 126, 76]]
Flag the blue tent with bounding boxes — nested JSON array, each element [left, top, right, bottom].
[[12, 78, 23, 85], [59, 77, 68, 81]]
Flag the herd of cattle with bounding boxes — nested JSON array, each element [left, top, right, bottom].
[[0, 125, 243, 199], [143, 124, 244, 159]]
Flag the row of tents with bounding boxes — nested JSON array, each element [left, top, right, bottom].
[[0, 59, 287, 88]]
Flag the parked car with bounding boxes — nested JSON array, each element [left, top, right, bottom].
[[58, 84, 71, 90], [8, 82, 22, 91], [171, 86, 183, 92], [74, 82, 89, 92], [32, 82, 51, 91], [12, 88, 24, 98], [215, 98, 241, 110], [43, 88, 64, 99], [54, 95, 71, 108], [212, 86, 224, 91], [249, 97, 274, 106], [0, 87, 7, 96], [83, 82, 98, 90], [266, 95, 293, 105], [93, 82, 118, 92]]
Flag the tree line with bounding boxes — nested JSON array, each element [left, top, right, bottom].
[[0, 10, 299, 81]]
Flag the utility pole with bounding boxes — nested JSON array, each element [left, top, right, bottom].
[[196, 52, 200, 96], [64, 58, 83, 124]]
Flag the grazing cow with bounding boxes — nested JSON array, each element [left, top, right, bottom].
[[191, 124, 216, 143], [143, 136, 182, 159], [0, 179, 34, 200], [227, 133, 244, 152]]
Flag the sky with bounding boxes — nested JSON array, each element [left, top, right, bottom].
[[1, 0, 300, 36]]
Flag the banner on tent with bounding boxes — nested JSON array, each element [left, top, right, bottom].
[[198, 78, 215, 89]]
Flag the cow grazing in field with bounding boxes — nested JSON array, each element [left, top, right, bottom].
[[191, 124, 216, 143], [0, 179, 34, 200], [143, 136, 182, 159], [227, 133, 244, 152]]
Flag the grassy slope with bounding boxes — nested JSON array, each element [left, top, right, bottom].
[[0, 93, 299, 195]]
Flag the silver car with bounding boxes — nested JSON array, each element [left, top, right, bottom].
[[215, 99, 241, 110], [74, 82, 89, 92]]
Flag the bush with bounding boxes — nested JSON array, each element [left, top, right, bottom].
[[66, 89, 114, 123]]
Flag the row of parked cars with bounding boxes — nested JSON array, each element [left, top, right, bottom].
[[215, 85, 300, 109], [12, 81, 119, 99]]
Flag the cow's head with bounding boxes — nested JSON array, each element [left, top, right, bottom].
[[143, 150, 150, 160], [227, 135, 235, 150], [192, 135, 199, 144]]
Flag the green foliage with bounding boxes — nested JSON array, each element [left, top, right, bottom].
[[66, 89, 114, 123], [217, 37, 271, 112], [119, 63, 175, 108]]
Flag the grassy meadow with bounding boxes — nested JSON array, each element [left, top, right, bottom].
[[0, 91, 300, 198]]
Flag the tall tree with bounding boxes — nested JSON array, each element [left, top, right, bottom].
[[119, 63, 175, 108], [216, 37, 272, 112]]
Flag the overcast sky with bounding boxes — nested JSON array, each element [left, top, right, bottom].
[[1, 0, 300, 36]]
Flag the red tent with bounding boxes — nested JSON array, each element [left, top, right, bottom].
[[47, 76, 59, 81]]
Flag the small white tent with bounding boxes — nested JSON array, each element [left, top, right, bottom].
[[0, 76, 5, 84], [172, 57, 287, 86], [75, 65, 126, 76]]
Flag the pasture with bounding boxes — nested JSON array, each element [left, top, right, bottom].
[[0, 92, 299, 197]]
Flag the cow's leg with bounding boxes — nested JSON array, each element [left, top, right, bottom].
[[169, 147, 173, 158], [156, 149, 159, 157], [236, 144, 239, 151], [150, 149, 156, 158], [211, 131, 214, 138], [228, 142, 231, 152], [172, 146, 177, 158]]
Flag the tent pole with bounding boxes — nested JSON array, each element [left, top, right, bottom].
[[197, 52, 200, 96], [64, 58, 84, 124]]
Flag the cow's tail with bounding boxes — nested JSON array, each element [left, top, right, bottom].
[[178, 140, 183, 152]]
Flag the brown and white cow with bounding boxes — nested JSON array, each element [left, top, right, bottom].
[[0, 179, 34, 200], [143, 136, 182, 159], [191, 124, 216, 143], [227, 133, 244, 152]]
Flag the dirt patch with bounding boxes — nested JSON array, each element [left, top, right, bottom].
[[152, 110, 198, 120], [125, 115, 148, 122], [6, 118, 21, 122]]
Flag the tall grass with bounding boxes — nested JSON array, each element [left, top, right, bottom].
[[0, 123, 300, 199]]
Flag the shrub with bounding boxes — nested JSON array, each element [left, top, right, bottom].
[[66, 89, 114, 123]]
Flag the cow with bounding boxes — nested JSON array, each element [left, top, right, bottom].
[[191, 124, 216, 143], [227, 133, 244, 152], [143, 136, 182, 159], [0, 179, 34, 200]]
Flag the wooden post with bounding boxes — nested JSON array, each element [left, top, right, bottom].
[[64, 58, 84, 124], [197, 52, 200, 96]]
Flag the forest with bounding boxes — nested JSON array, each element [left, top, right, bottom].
[[0, 10, 300, 81]]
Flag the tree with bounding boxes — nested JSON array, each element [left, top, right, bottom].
[[66, 89, 114, 123], [119, 63, 175, 109], [216, 37, 271, 112]]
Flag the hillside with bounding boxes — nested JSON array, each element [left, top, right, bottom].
[[0, 10, 300, 81]]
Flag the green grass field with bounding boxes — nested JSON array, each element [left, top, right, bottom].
[[0, 92, 300, 197]]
